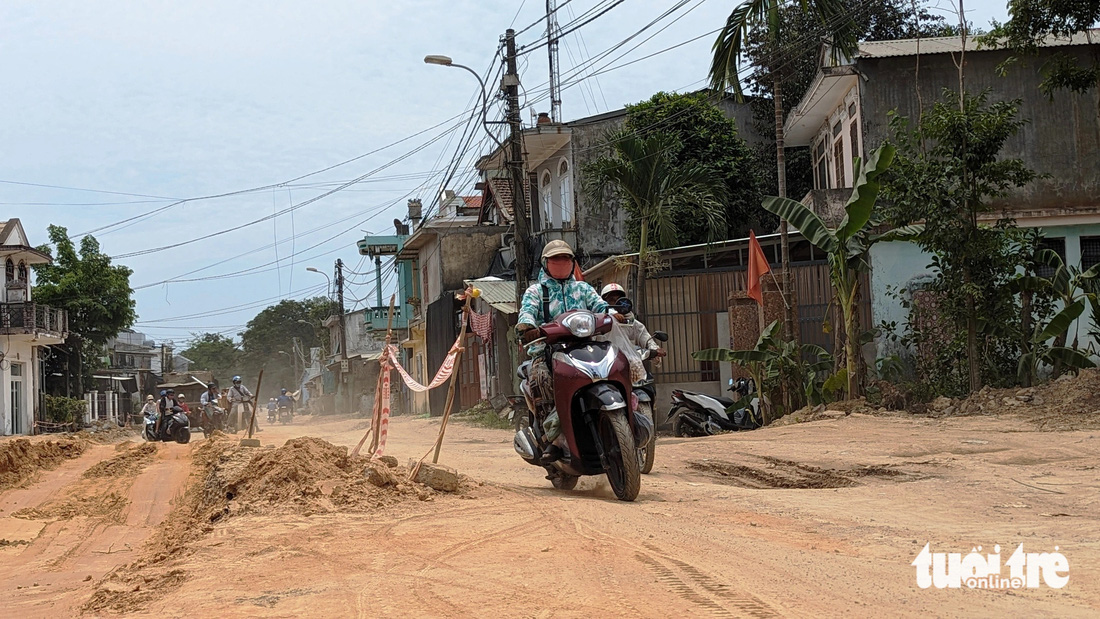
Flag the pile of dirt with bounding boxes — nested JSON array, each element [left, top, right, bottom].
[[218, 437, 458, 518], [83, 442, 157, 479], [84, 435, 476, 614], [74, 422, 139, 445], [924, 369, 1100, 430], [83, 569, 188, 615], [0, 437, 88, 492]]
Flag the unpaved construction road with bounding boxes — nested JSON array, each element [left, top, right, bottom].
[[1, 410, 1097, 618]]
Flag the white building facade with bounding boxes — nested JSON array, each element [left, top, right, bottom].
[[0, 219, 68, 435]]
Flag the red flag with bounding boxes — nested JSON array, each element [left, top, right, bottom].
[[747, 230, 771, 306], [573, 261, 584, 282]]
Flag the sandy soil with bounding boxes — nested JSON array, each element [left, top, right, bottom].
[[1, 408, 1097, 618]]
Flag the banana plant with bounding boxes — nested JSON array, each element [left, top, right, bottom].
[[693, 319, 832, 424], [1013, 248, 1098, 383], [760, 143, 920, 398]]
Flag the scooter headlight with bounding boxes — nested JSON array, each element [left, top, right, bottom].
[[561, 311, 596, 338]]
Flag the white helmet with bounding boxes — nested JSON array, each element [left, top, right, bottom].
[[600, 283, 625, 298]]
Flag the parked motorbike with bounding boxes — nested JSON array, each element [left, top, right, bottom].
[[633, 330, 668, 475], [667, 377, 763, 437], [277, 406, 293, 424], [513, 310, 650, 501], [143, 406, 192, 444]]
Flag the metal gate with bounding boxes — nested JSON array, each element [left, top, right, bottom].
[[642, 263, 871, 382], [458, 334, 482, 408]]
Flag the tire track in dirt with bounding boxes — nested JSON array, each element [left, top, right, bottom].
[[641, 542, 779, 618], [0, 441, 192, 616]]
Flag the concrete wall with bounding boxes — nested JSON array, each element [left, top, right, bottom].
[[859, 46, 1100, 215], [715, 97, 766, 146], [871, 223, 1100, 356], [439, 227, 507, 291], [567, 113, 632, 266]]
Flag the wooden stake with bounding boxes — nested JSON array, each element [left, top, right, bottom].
[[246, 369, 264, 439]]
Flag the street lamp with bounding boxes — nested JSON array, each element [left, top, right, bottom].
[[424, 54, 504, 149], [305, 266, 332, 298]]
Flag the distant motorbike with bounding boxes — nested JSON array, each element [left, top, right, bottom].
[[277, 405, 293, 424], [143, 406, 192, 444], [267, 406, 277, 424], [667, 377, 763, 436], [633, 330, 668, 475], [513, 309, 650, 502]]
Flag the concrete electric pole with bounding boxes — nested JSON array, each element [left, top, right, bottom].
[[504, 29, 533, 307]]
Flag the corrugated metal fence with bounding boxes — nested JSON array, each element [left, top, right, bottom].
[[639, 263, 871, 383]]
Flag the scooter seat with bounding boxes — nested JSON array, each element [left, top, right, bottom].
[[713, 395, 737, 408]]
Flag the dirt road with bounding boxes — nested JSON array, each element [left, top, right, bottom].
[[1, 411, 1097, 618]]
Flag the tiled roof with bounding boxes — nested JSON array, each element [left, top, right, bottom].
[[462, 195, 483, 210], [486, 177, 531, 223]]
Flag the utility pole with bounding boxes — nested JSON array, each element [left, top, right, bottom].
[[335, 259, 348, 362], [546, 0, 562, 122], [504, 29, 533, 307], [374, 255, 383, 309]]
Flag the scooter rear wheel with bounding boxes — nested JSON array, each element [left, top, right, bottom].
[[598, 409, 640, 502], [175, 427, 191, 444], [638, 403, 656, 474]]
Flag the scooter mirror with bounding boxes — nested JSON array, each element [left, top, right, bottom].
[[653, 331, 669, 342], [614, 297, 633, 315]]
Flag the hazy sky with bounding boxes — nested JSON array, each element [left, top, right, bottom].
[[0, 0, 1009, 347]]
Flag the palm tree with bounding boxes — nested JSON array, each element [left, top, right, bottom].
[[709, 0, 858, 342], [586, 131, 728, 316]]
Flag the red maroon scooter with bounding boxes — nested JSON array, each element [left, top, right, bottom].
[[514, 310, 651, 501]]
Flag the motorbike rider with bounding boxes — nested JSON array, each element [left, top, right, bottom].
[[599, 283, 666, 361], [156, 389, 179, 438], [516, 240, 617, 442], [138, 394, 158, 427], [266, 397, 277, 421], [276, 388, 295, 413], [227, 376, 260, 432], [199, 383, 222, 429]]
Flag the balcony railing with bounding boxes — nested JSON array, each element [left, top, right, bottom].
[[366, 305, 407, 330], [0, 303, 68, 338]]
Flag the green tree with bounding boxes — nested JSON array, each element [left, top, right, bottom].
[[740, 0, 953, 200], [989, 0, 1100, 97], [33, 225, 136, 396], [883, 90, 1039, 394], [238, 297, 331, 395], [181, 332, 242, 387], [621, 91, 768, 241], [761, 144, 920, 398], [710, 0, 860, 341], [585, 131, 728, 316]]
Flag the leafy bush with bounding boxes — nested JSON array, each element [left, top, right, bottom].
[[44, 395, 87, 424]]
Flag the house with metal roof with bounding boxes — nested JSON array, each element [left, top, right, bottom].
[[785, 30, 1100, 353]]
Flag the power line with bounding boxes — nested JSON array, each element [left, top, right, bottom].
[[68, 105, 482, 240], [112, 109, 476, 260]]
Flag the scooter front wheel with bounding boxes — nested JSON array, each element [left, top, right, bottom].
[[598, 409, 640, 502]]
